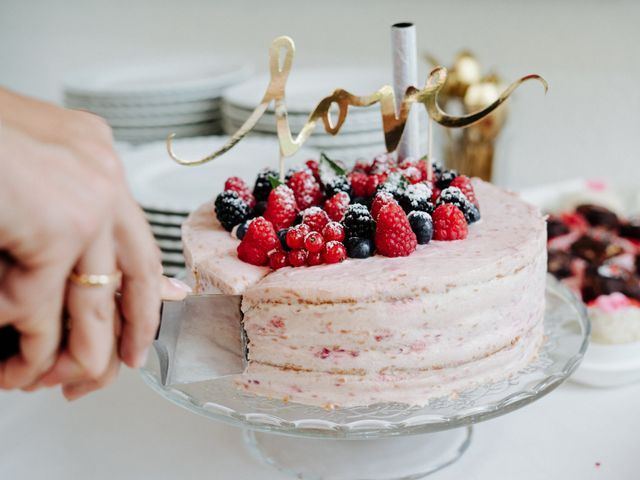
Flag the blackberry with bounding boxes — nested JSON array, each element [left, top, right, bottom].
[[235, 219, 252, 240], [253, 168, 278, 201], [214, 191, 250, 231], [277, 228, 291, 251], [398, 183, 434, 215], [375, 182, 403, 201], [345, 236, 375, 258], [407, 211, 433, 244], [341, 204, 375, 239], [351, 196, 371, 208], [437, 187, 477, 224], [435, 169, 458, 190], [324, 175, 352, 198], [253, 200, 267, 217], [431, 162, 443, 179]]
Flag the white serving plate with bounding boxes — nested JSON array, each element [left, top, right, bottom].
[[570, 341, 640, 388], [64, 95, 221, 116], [120, 135, 319, 214]]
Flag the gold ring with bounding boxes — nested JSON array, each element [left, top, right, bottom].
[[69, 271, 122, 288]]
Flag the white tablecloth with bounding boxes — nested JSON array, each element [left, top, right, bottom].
[[0, 367, 637, 480]]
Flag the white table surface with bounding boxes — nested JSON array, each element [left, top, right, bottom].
[[0, 366, 637, 480]]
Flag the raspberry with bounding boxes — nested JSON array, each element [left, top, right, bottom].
[[433, 204, 468, 241], [214, 191, 251, 231], [398, 183, 434, 215], [374, 203, 417, 257], [401, 166, 422, 184], [342, 204, 375, 240], [365, 173, 387, 197], [348, 171, 369, 198], [301, 206, 330, 232], [264, 185, 299, 231], [237, 217, 279, 266], [437, 186, 479, 224], [450, 175, 479, 208], [353, 159, 371, 174], [224, 176, 255, 208], [305, 159, 321, 182], [304, 231, 325, 253], [371, 192, 397, 221], [307, 251, 324, 266], [431, 185, 441, 204], [288, 249, 308, 267], [322, 222, 345, 242], [370, 153, 395, 174], [416, 159, 430, 181], [324, 175, 352, 198], [286, 223, 311, 249], [322, 240, 347, 264], [269, 250, 290, 270], [253, 168, 277, 201], [324, 192, 351, 222], [287, 170, 323, 210]]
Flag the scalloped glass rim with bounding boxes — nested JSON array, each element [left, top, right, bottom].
[[141, 275, 589, 439]]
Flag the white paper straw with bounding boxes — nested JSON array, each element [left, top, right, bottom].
[[391, 22, 420, 161]]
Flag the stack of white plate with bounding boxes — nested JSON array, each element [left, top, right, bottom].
[[64, 56, 251, 144], [222, 67, 399, 162], [119, 136, 318, 276]]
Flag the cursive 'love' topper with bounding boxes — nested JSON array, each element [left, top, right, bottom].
[[167, 36, 547, 180]]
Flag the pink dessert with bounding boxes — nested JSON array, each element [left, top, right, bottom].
[[183, 161, 547, 407]]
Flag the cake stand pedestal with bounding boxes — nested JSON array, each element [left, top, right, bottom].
[[141, 276, 589, 480]]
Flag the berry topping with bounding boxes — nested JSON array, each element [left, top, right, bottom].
[[322, 222, 345, 242], [370, 153, 394, 174], [305, 159, 321, 181], [435, 169, 458, 190], [322, 240, 347, 264], [307, 250, 324, 266], [253, 200, 267, 216], [407, 211, 433, 244], [345, 236, 374, 258], [371, 192, 397, 221], [235, 219, 252, 240], [432, 204, 468, 241], [365, 174, 385, 197], [237, 217, 279, 266], [374, 202, 417, 257], [287, 170, 323, 209], [324, 191, 351, 222], [401, 166, 422, 184], [324, 175, 352, 198], [253, 168, 277, 202], [214, 191, 251, 231], [342, 204, 376, 240], [224, 176, 255, 208], [353, 159, 371, 173], [416, 158, 430, 181], [450, 175, 479, 208], [264, 185, 299, 231], [288, 248, 308, 267], [304, 231, 325, 253], [269, 250, 290, 270], [301, 206, 330, 232], [437, 186, 479, 224], [398, 183, 434, 215], [286, 223, 311, 249], [348, 171, 369, 198]]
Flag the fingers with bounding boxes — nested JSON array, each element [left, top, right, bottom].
[[161, 276, 192, 301], [114, 195, 162, 368], [40, 224, 116, 386]]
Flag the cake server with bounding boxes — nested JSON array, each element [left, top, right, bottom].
[[155, 294, 246, 386]]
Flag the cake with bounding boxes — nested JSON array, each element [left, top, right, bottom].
[[182, 157, 547, 407]]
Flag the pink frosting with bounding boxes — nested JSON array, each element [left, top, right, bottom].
[[591, 293, 634, 313]]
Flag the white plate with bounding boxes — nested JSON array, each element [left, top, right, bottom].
[[63, 56, 251, 101], [94, 110, 221, 129], [64, 95, 222, 116], [121, 135, 319, 213], [223, 67, 391, 113], [570, 341, 640, 388], [113, 124, 223, 144]]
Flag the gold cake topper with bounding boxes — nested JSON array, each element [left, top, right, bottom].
[[167, 36, 547, 180]]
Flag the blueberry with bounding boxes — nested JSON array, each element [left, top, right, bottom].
[[253, 200, 267, 217], [236, 220, 251, 240], [277, 228, 291, 251], [407, 211, 433, 245], [345, 236, 374, 258]]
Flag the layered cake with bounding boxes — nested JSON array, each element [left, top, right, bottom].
[[183, 156, 547, 407]]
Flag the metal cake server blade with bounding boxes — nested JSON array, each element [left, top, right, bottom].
[[155, 294, 245, 386]]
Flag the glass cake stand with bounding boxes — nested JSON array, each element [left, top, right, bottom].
[[141, 276, 589, 479]]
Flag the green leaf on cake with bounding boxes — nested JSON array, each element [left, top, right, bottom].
[[320, 152, 347, 176], [268, 175, 283, 189]]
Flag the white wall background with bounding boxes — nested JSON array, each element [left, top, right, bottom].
[[1, 0, 639, 188]]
